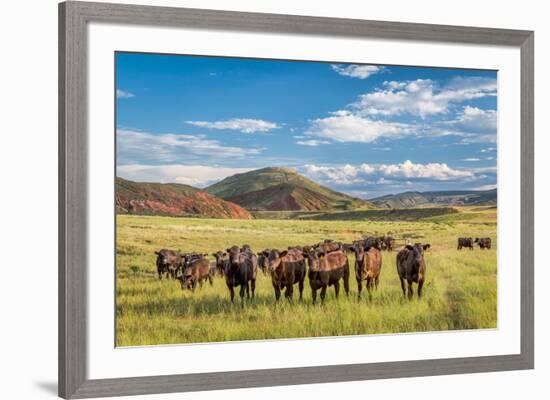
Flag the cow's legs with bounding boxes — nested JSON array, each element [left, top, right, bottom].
[[311, 287, 318, 304], [273, 284, 281, 302], [374, 276, 380, 290], [417, 279, 424, 299], [239, 285, 246, 306], [250, 279, 256, 299], [207, 274, 213, 286], [407, 280, 414, 300], [343, 274, 350, 297], [229, 286, 235, 303], [320, 286, 327, 304], [400, 278, 406, 297], [366, 278, 373, 301], [285, 284, 293, 301], [357, 280, 362, 300], [298, 279, 304, 301], [245, 282, 250, 299], [334, 281, 340, 299]]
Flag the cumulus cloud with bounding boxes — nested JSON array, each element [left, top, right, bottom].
[[463, 158, 481, 162], [186, 118, 279, 133], [116, 129, 263, 165], [305, 111, 413, 143], [353, 77, 496, 118], [304, 160, 474, 185], [116, 89, 135, 99], [331, 64, 382, 79], [451, 106, 497, 134], [116, 164, 252, 187]]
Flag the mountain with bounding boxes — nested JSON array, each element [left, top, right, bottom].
[[115, 177, 252, 219], [205, 167, 372, 211], [369, 189, 497, 209]]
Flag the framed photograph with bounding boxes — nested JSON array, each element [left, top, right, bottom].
[[59, 1, 534, 398]]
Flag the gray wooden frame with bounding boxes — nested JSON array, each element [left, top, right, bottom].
[[59, 1, 534, 398]]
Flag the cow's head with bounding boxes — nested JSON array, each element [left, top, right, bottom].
[[226, 246, 241, 266], [267, 249, 287, 272], [179, 273, 195, 290]]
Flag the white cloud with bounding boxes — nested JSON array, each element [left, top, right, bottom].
[[116, 89, 135, 99], [463, 158, 481, 162], [304, 160, 474, 184], [305, 111, 413, 143], [451, 106, 497, 133], [474, 184, 497, 191], [117, 164, 252, 187], [353, 77, 496, 118], [116, 129, 263, 165], [186, 118, 279, 133], [481, 147, 496, 153], [331, 64, 381, 79], [295, 139, 331, 146]]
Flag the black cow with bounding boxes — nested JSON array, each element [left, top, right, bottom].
[[474, 237, 492, 249], [457, 237, 474, 250], [396, 243, 430, 300], [225, 245, 258, 304], [212, 251, 229, 276], [154, 249, 182, 279], [257, 250, 270, 275]]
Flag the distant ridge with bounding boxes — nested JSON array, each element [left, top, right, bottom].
[[205, 167, 372, 211], [116, 177, 252, 219], [369, 189, 497, 209]]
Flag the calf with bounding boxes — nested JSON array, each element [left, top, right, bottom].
[[304, 249, 350, 304], [457, 237, 474, 250], [212, 251, 229, 276], [267, 249, 306, 301], [154, 249, 182, 279], [350, 244, 382, 300], [396, 243, 430, 300], [225, 245, 258, 304], [179, 256, 213, 291]]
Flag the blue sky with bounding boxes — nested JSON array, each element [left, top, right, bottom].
[[116, 52, 497, 199]]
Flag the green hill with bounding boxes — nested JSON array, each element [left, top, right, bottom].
[[205, 167, 372, 211], [370, 189, 497, 209], [115, 177, 252, 219]]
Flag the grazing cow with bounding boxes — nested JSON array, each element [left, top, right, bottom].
[[179, 256, 213, 291], [474, 237, 492, 249], [225, 245, 258, 304], [457, 237, 474, 250], [349, 244, 382, 300], [212, 251, 229, 276], [154, 249, 182, 279], [257, 250, 270, 275], [396, 243, 430, 300], [267, 249, 306, 301], [304, 249, 350, 304]]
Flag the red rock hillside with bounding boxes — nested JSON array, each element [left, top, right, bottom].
[[115, 177, 252, 219]]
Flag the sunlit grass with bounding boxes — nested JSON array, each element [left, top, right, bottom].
[[116, 208, 497, 346]]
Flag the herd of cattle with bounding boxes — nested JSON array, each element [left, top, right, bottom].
[[154, 235, 433, 304], [153, 235, 492, 305]]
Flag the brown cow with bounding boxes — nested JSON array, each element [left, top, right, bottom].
[[314, 240, 343, 254], [304, 249, 350, 304], [350, 244, 382, 300], [267, 249, 306, 301], [396, 243, 430, 300], [154, 249, 182, 279], [179, 256, 213, 291]]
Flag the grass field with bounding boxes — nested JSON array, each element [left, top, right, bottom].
[[116, 207, 497, 347]]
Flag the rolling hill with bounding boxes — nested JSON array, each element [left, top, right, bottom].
[[369, 188, 497, 209], [115, 177, 252, 219], [205, 167, 372, 211]]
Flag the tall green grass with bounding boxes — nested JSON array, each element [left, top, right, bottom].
[[116, 208, 497, 346]]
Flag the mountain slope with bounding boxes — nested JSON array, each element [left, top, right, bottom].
[[205, 167, 371, 211], [370, 189, 497, 208], [116, 177, 252, 219]]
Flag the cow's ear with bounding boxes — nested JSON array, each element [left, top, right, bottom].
[[226, 248, 231, 253], [223, 252, 227, 257], [405, 245, 414, 251], [423, 244, 431, 251], [154, 251, 160, 255], [280, 250, 288, 257]]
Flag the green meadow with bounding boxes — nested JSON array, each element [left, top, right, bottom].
[[116, 207, 497, 347]]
